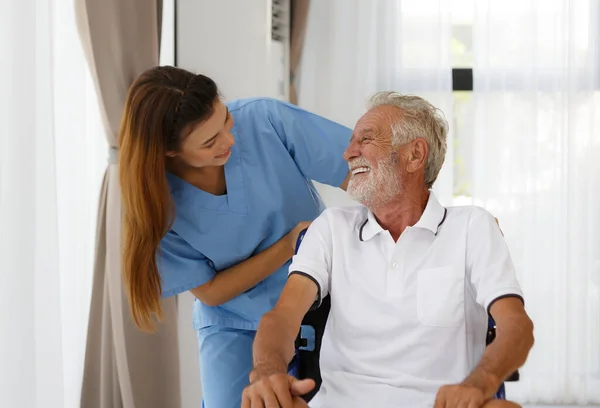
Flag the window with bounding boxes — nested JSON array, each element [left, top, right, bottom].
[[448, 0, 600, 201], [451, 0, 475, 200]]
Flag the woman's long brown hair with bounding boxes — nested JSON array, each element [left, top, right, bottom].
[[118, 66, 218, 331]]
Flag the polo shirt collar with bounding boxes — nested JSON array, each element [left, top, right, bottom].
[[358, 191, 447, 242], [413, 192, 447, 235], [358, 210, 385, 242]]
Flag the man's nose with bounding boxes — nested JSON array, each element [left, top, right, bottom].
[[344, 140, 360, 162]]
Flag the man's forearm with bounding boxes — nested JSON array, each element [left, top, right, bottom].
[[464, 314, 534, 397], [251, 310, 298, 381]]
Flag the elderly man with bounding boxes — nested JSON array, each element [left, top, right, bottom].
[[242, 92, 534, 408]]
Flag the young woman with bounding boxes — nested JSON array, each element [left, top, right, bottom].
[[118, 66, 351, 408]]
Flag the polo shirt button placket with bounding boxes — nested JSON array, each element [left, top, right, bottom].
[[387, 257, 404, 297]]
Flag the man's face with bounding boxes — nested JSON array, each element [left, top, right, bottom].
[[344, 105, 404, 208]]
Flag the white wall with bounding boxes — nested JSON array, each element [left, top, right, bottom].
[[176, 0, 288, 101]]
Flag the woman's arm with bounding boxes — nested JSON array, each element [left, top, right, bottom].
[[190, 221, 310, 306], [265, 99, 352, 189], [339, 171, 351, 191]]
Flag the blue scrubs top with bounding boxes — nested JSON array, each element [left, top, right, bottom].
[[157, 97, 351, 331]]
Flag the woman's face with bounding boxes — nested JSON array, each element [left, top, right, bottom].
[[167, 102, 235, 168]]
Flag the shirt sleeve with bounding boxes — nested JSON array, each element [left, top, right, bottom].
[[288, 210, 333, 308], [467, 208, 524, 313], [157, 230, 216, 298], [265, 98, 352, 187]]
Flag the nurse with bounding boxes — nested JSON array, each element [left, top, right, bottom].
[[117, 66, 351, 408]]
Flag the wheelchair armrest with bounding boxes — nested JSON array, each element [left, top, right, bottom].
[[295, 228, 309, 254]]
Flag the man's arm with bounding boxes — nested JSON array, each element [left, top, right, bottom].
[[243, 211, 333, 407], [463, 211, 535, 397], [463, 297, 534, 397], [435, 209, 533, 408], [250, 274, 319, 380], [242, 275, 320, 408], [251, 211, 333, 379]]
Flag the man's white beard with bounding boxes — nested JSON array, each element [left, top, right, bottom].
[[347, 155, 402, 209]]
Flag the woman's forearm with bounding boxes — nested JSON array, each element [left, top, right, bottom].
[[339, 171, 351, 191], [190, 238, 294, 306]]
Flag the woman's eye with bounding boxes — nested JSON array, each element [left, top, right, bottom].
[[204, 140, 216, 148]]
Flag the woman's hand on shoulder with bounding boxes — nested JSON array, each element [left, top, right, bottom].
[[284, 221, 312, 252]]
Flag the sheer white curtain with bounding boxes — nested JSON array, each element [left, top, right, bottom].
[[300, 0, 600, 405], [297, 0, 454, 206], [0, 1, 106, 407], [467, 0, 600, 403]]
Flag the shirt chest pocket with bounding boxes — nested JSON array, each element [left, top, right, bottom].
[[416, 265, 465, 327]]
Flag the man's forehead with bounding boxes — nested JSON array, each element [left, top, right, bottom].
[[357, 105, 402, 128], [354, 125, 377, 134], [350, 124, 376, 141], [360, 105, 400, 123], [353, 111, 388, 134], [351, 127, 387, 145]]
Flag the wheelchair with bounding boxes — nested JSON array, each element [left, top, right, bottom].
[[290, 229, 519, 402]]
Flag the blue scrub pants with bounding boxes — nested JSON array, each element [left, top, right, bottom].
[[197, 325, 256, 408]]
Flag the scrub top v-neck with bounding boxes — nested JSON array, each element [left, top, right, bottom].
[[158, 97, 352, 331], [166, 136, 247, 215]]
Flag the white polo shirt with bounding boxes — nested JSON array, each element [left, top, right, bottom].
[[289, 192, 524, 408]]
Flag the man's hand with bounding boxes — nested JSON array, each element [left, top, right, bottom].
[[290, 396, 310, 408], [434, 383, 487, 408], [241, 372, 315, 408]]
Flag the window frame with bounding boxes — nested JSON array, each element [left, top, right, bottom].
[[452, 1, 600, 92]]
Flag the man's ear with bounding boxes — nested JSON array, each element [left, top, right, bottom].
[[406, 138, 428, 173]]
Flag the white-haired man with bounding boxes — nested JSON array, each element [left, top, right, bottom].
[[242, 93, 534, 408]]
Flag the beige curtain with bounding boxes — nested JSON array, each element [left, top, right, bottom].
[[289, 0, 311, 105], [75, 1, 181, 407]]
